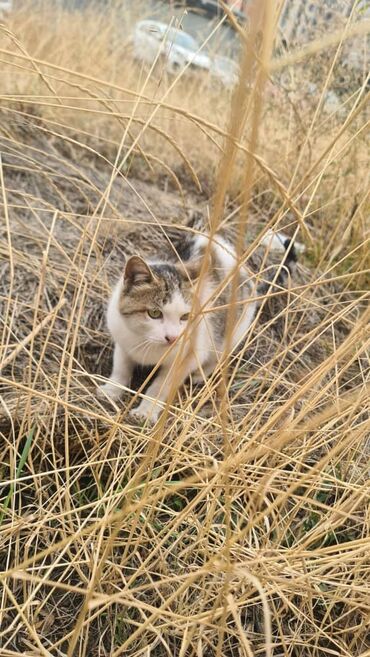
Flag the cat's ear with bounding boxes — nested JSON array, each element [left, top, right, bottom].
[[176, 248, 215, 281], [180, 258, 203, 280], [123, 256, 154, 286]]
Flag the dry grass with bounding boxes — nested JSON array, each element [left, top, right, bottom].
[[0, 1, 369, 655]]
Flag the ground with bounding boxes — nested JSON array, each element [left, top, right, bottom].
[[0, 3, 369, 656]]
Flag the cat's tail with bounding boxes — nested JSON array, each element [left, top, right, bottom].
[[259, 228, 304, 268], [279, 237, 298, 277], [256, 235, 298, 301]]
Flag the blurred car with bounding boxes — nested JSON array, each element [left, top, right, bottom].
[[210, 55, 239, 88], [0, 1, 12, 16], [133, 20, 211, 74]]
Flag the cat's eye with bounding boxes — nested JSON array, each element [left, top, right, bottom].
[[181, 313, 190, 322], [147, 309, 162, 320]]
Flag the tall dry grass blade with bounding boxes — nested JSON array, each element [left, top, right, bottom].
[[0, 1, 369, 654]]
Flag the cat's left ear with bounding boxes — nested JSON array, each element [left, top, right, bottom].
[[123, 256, 154, 286], [177, 257, 203, 281], [176, 247, 215, 281]]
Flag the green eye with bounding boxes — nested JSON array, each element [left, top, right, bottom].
[[147, 309, 162, 319], [181, 313, 190, 322]]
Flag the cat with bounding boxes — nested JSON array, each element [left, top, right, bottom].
[[97, 232, 296, 422]]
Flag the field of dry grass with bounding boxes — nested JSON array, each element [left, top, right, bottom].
[[0, 1, 369, 655]]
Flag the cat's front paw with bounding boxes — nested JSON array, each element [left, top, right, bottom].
[[97, 382, 123, 402], [191, 371, 205, 385], [130, 401, 162, 424]]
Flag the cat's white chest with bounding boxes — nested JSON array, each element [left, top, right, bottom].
[[131, 339, 170, 366]]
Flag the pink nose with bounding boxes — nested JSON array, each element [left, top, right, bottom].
[[165, 335, 177, 345]]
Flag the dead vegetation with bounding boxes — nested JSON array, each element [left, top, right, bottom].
[[0, 1, 369, 656]]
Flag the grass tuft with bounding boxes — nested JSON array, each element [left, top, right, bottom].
[[0, 1, 369, 656]]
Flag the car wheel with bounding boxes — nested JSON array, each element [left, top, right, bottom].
[[167, 57, 186, 75]]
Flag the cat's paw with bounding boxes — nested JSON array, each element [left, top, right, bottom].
[[191, 361, 215, 385], [130, 402, 161, 424], [97, 382, 123, 402], [191, 371, 205, 385]]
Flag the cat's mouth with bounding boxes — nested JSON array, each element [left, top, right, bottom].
[[136, 337, 181, 350], [149, 338, 176, 347]]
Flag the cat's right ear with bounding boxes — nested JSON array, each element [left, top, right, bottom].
[[178, 257, 203, 281], [176, 245, 215, 281], [123, 256, 154, 287]]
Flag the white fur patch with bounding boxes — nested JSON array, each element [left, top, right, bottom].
[[163, 290, 190, 320], [101, 232, 265, 416]]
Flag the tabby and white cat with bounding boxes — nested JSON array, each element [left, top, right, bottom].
[[98, 232, 294, 422]]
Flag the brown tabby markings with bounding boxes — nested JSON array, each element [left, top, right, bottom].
[[119, 263, 193, 317]]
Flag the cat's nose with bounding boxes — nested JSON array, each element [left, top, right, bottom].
[[165, 335, 177, 345]]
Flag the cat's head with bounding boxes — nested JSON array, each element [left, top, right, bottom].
[[118, 256, 201, 348]]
